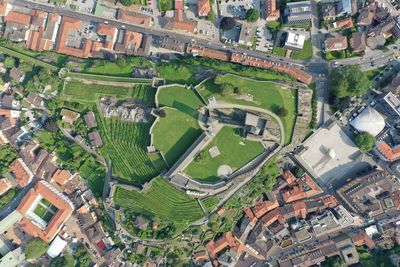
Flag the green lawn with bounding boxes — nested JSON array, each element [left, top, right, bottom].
[[158, 0, 174, 11], [199, 74, 296, 144], [185, 127, 264, 182], [148, 152, 168, 172], [272, 47, 286, 57], [83, 57, 152, 77], [61, 81, 153, 104], [33, 203, 57, 223], [114, 177, 203, 229], [153, 86, 204, 166], [67, 72, 152, 84], [202, 196, 219, 212], [291, 39, 313, 60]]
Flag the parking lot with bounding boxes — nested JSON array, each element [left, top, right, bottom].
[[220, 0, 261, 19], [255, 26, 274, 53], [66, 0, 97, 14]]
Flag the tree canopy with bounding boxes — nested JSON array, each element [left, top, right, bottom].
[[276, 106, 288, 117], [330, 65, 371, 98], [4, 57, 16, 69], [355, 132, 376, 152], [220, 17, 236, 31], [246, 8, 260, 22], [25, 238, 48, 259], [0, 144, 17, 175], [119, 0, 135, 5]]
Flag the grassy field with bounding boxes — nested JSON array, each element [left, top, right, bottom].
[[114, 177, 203, 229], [158, 0, 174, 11], [156, 57, 292, 84], [148, 152, 168, 172], [291, 39, 313, 60], [199, 74, 296, 144], [82, 57, 152, 77], [61, 81, 153, 104], [95, 85, 159, 184], [185, 127, 264, 182], [152, 86, 204, 166], [67, 72, 152, 84], [202, 196, 220, 212]]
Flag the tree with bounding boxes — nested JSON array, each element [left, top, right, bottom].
[[4, 57, 16, 69], [355, 132, 376, 152], [25, 238, 48, 259], [330, 65, 371, 98], [75, 244, 92, 267], [119, 0, 135, 5], [49, 256, 67, 267], [246, 8, 260, 22], [276, 106, 288, 117], [0, 144, 17, 175], [214, 74, 225, 85], [220, 17, 236, 31], [220, 83, 234, 96]]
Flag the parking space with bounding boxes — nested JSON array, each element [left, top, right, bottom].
[[220, 0, 261, 19], [221, 24, 242, 45], [66, 0, 97, 14], [255, 26, 274, 52]]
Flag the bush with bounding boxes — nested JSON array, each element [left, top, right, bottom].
[[4, 57, 16, 69], [276, 107, 288, 117], [220, 83, 234, 96], [25, 238, 48, 259], [119, 0, 135, 5], [220, 17, 236, 31], [246, 8, 260, 22], [355, 132, 376, 152]]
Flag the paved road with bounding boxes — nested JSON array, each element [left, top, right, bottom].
[[9, 0, 306, 68]]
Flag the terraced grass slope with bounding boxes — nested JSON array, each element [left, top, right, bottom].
[[93, 84, 159, 184], [199, 74, 296, 144], [153, 86, 204, 166], [114, 177, 203, 228]]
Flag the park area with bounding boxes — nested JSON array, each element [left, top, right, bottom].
[[152, 85, 204, 166], [114, 177, 204, 230], [199, 74, 296, 144], [33, 199, 58, 223], [184, 127, 264, 183]]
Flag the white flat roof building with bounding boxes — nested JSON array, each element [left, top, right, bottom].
[[284, 32, 306, 51], [294, 122, 361, 185], [350, 106, 385, 136]]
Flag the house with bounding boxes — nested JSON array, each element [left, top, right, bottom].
[[114, 29, 143, 55], [198, 0, 211, 17], [238, 22, 255, 47], [321, 0, 352, 19], [324, 34, 348, 51], [26, 93, 45, 108], [329, 17, 354, 30], [51, 169, 73, 186], [26, 11, 61, 52], [88, 131, 103, 148], [84, 111, 97, 129], [60, 109, 80, 125], [284, 1, 312, 25], [163, 0, 197, 33], [349, 32, 366, 52], [284, 32, 306, 51], [116, 9, 151, 27], [357, 3, 375, 26], [17, 180, 75, 243], [134, 216, 149, 230], [265, 0, 280, 21], [10, 158, 34, 188], [9, 68, 24, 83], [0, 178, 12, 195], [3, 11, 31, 42]]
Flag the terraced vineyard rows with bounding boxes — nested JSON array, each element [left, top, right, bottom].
[[97, 115, 158, 185], [114, 177, 204, 228]]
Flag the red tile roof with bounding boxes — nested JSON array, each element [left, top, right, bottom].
[[0, 178, 12, 195], [293, 201, 307, 218], [52, 169, 72, 185], [186, 44, 230, 61], [377, 141, 400, 161], [282, 170, 297, 185], [93, 24, 118, 51], [334, 17, 354, 29], [198, 0, 211, 16], [5, 11, 31, 25], [265, 0, 280, 21], [260, 208, 285, 228], [0, 1, 7, 16], [55, 17, 93, 58], [10, 158, 34, 188], [17, 181, 74, 243], [0, 109, 19, 126], [118, 9, 151, 27], [281, 175, 322, 203], [251, 199, 279, 218]]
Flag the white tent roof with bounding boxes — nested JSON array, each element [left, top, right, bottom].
[[350, 106, 385, 136], [47, 236, 67, 258]]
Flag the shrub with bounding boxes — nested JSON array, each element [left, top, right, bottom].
[[25, 238, 48, 259], [355, 132, 376, 152], [246, 8, 260, 22]]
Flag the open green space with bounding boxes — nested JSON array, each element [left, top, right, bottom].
[[158, 0, 174, 11], [82, 57, 152, 77], [114, 177, 203, 229], [199, 74, 296, 144], [67, 72, 152, 84], [60, 81, 152, 104], [291, 39, 313, 60], [156, 57, 292, 84], [33, 202, 57, 223], [202, 196, 220, 212], [148, 152, 168, 172], [185, 127, 264, 182], [152, 86, 204, 166]]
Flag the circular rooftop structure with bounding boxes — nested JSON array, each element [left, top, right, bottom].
[[350, 106, 385, 136]]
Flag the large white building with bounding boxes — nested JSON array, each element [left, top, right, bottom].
[[350, 106, 385, 136]]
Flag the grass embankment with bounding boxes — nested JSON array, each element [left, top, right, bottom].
[[114, 177, 204, 230], [152, 85, 204, 166], [67, 72, 152, 84], [202, 196, 220, 212], [82, 57, 152, 77], [199, 74, 296, 144], [184, 127, 264, 182], [156, 57, 293, 85]]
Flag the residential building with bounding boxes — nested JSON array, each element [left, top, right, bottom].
[[163, 0, 197, 32], [284, 1, 312, 25], [10, 158, 34, 188], [26, 11, 61, 52], [265, 0, 280, 21], [284, 32, 306, 51], [60, 108, 80, 125], [349, 32, 366, 52], [114, 29, 143, 55], [376, 141, 400, 161], [17, 180, 75, 242], [280, 174, 322, 203], [357, 3, 375, 26], [198, 0, 211, 17], [116, 9, 151, 27], [329, 17, 354, 30], [0, 178, 12, 195], [84, 111, 97, 129], [88, 131, 103, 148], [383, 91, 400, 118], [3, 11, 31, 42], [324, 34, 348, 51]]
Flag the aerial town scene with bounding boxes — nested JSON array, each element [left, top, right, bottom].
[[0, 0, 400, 266]]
